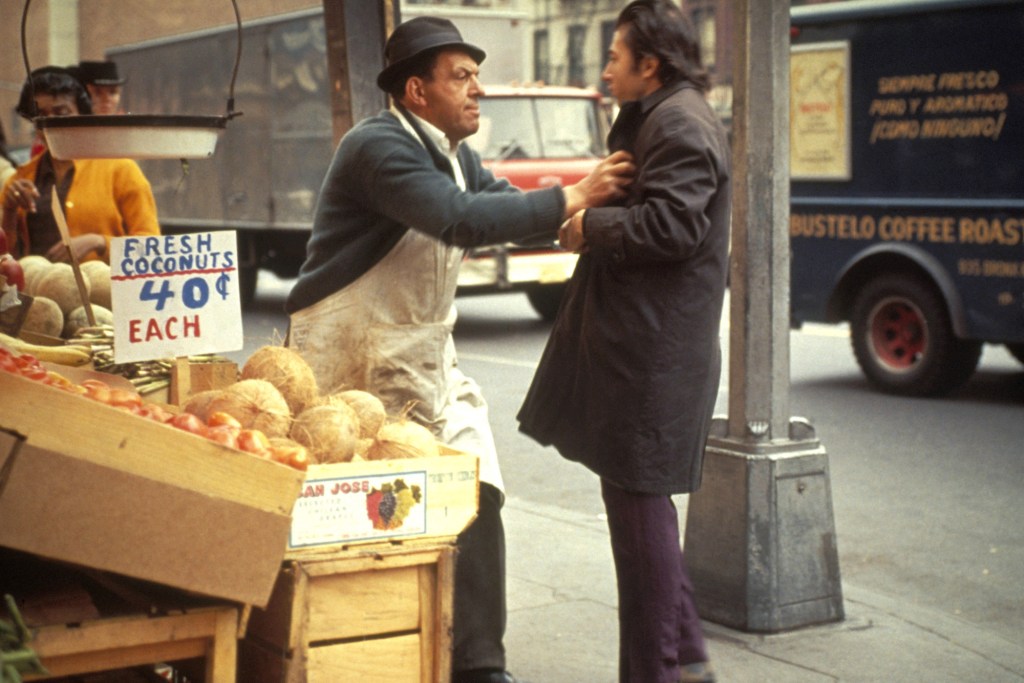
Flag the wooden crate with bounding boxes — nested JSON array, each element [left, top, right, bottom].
[[240, 541, 457, 683], [24, 605, 239, 682], [0, 371, 304, 607]]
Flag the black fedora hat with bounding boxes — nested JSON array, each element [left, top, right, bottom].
[[377, 17, 486, 92], [77, 60, 125, 86]]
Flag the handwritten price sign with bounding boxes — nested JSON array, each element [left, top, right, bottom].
[[110, 231, 243, 363]]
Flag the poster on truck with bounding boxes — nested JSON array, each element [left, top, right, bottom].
[[109, 231, 243, 363], [790, 41, 851, 180]]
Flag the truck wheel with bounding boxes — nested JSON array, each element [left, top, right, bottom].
[[526, 283, 567, 322], [1006, 343, 1024, 365], [849, 274, 981, 396]]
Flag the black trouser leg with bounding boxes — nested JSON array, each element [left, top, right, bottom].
[[452, 482, 507, 675]]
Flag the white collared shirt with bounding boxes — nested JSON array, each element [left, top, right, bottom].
[[395, 107, 467, 191]]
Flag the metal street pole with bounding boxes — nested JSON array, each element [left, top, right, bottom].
[[683, 0, 844, 633]]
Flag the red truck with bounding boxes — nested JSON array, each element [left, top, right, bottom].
[[461, 84, 609, 320]]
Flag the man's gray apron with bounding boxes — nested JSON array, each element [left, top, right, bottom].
[[288, 228, 503, 492]]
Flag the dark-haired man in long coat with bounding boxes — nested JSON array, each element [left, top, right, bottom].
[[518, 1, 731, 682]]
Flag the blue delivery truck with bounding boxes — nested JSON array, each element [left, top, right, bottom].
[[788, 0, 1023, 395]]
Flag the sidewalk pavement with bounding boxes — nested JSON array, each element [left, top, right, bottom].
[[500, 496, 1024, 683]]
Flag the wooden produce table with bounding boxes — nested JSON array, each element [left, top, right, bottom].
[[240, 540, 457, 683], [24, 605, 239, 682]]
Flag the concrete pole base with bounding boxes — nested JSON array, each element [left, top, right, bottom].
[[684, 416, 844, 633]]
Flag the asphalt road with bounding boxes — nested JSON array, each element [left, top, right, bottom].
[[234, 274, 1024, 647]]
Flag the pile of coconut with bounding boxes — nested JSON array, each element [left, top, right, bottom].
[[184, 344, 442, 465], [18, 255, 113, 339]]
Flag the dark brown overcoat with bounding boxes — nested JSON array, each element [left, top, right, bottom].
[[517, 81, 731, 495]]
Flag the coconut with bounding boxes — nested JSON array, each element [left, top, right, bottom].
[[322, 389, 386, 439], [81, 260, 112, 309], [241, 345, 319, 416], [367, 418, 439, 460], [19, 256, 54, 295], [354, 437, 374, 459], [207, 379, 292, 438], [182, 389, 223, 422], [289, 403, 359, 464], [63, 304, 114, 338], [34, 263, 90, 316], [20, 296, 63, 337]]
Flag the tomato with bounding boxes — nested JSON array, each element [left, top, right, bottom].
[[207, 411, 242, 431], [288, 446, 310, 472], [136, 403, 174, 423], [206, 425, 240, 449], [81, 379, 112, 404], [107, 387, 143, 409], [43, 371, 84, 394], [237, 428, 271, 456], [19, 365, 48, 382], [14, 353, 40, 370], [0, 353, 19, 374], [169, 412, 208, 436]]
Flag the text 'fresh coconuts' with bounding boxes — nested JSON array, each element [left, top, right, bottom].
[[207, 379, 291, 438], [290, 403, 359, 463], [241, 345, 318, 415]]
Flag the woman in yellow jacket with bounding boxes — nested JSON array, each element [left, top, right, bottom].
[[1, 67, 159, 264]]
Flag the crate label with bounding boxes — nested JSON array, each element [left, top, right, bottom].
[[289, 469, 429, 548]]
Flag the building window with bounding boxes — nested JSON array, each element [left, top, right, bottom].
[[567, 24, 587, 87], [534, 29, 550, 84]]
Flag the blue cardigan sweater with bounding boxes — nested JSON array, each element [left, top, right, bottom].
[[286, 110, 566, 314]]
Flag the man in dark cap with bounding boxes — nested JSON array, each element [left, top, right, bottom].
[[75, 60, 125, 115], [285, 16, 633, 683]]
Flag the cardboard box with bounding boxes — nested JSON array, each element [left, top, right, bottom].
[[0, 371, 304, 607], [240, 542, 456, 683], [286, 448, 479, 556]]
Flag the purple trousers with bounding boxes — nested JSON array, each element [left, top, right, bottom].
[[601, 479, 709, 683]]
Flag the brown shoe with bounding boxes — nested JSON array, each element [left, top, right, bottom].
[[680, 661, 716, 683]]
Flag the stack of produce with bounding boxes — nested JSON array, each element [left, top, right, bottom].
[[14, 256, 113, 339], [2, 330, 449, 473], [183, 344, 444, 466], [0, 343, 309, 471]]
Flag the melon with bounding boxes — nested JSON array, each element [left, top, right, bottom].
[[20, 295, 63, 338], [81, 260, 112, 309], [34, 263, 90, 316]]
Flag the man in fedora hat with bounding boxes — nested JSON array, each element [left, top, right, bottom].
[[75, 60, 125, 115], [285, 15, 633, 683]]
